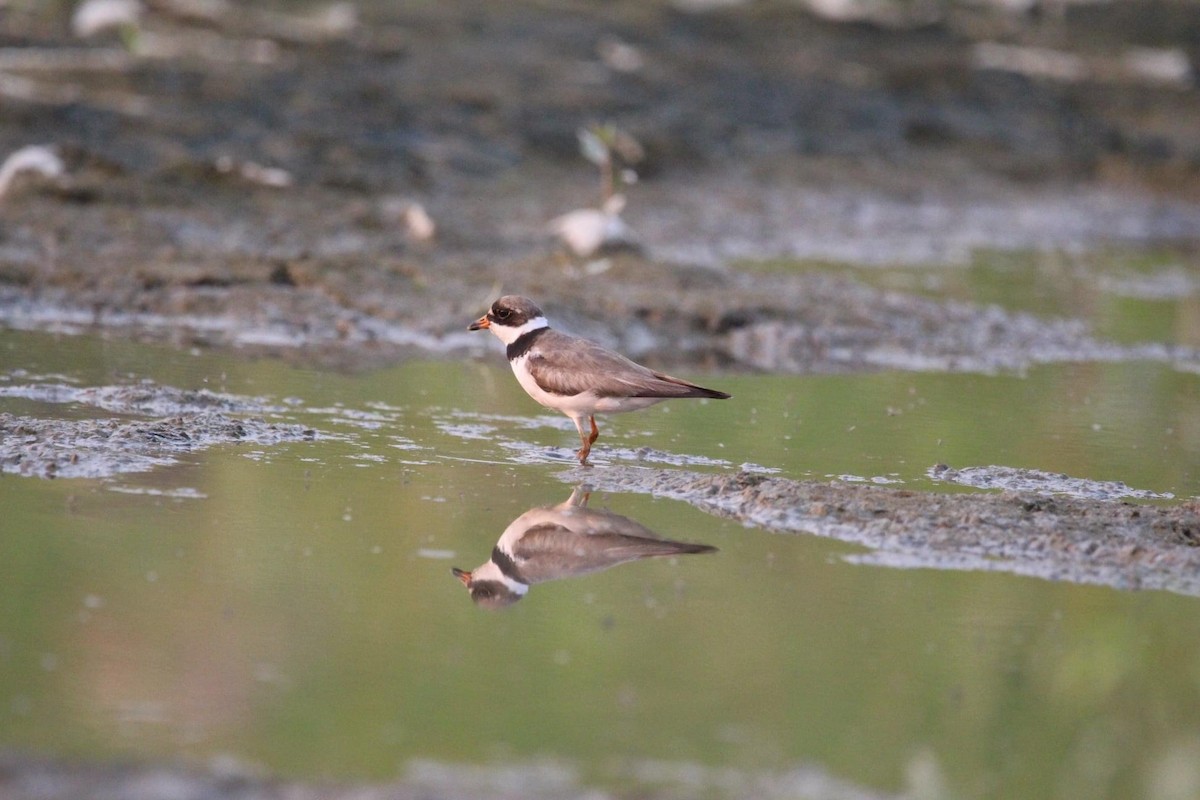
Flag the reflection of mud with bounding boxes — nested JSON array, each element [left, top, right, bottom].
[[0, 411, 316, 479], [929, 464, 1175, 501], [0, 380, 316, 478], [575, 468, 1200, 597], [0, 380, 281, 415], [452, 485, 715, 608]]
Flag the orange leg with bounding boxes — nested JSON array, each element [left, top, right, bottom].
[[574, 415, 599, 465], [575, 436, 591, 465]]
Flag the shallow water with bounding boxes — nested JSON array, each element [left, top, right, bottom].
[[2, 329, 1200, 799], [742, 248, 1200, 350]]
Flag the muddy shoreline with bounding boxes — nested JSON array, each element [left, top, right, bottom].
[[571, 466, 1200, 597]]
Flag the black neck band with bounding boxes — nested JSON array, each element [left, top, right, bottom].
[[506, 326, 550, 361], [491, 546, 526, 583]]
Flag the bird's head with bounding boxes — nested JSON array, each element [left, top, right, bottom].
[[469, 295, 548, 345]]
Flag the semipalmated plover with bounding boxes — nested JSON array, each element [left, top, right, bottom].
[[469, 295, 730, 464], [452, 485, 717, 608]]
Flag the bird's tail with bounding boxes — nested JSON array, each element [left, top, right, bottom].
[[650, 373, 732, 400], [643, 541, 718, 557]]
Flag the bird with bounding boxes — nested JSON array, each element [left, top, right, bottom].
[[468, 294, 731, 465], [452, 485, 717, 608]]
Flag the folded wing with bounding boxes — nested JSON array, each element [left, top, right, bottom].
[[526, 331, 730, 399]]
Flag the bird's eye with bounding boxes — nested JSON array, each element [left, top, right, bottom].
[[494, 307, 511, 320]]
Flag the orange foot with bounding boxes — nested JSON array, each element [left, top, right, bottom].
[[575, 416, 599, 465]]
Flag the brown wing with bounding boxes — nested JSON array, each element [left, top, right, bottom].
[[512, 522, 716, 584], [526, 330, 730, 399]]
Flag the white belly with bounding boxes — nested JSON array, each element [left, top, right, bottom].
[[511, 357, 664, 420]]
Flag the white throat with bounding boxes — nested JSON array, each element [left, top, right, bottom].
[[471, 559, 530, 595], [491, 315, 548, 346]]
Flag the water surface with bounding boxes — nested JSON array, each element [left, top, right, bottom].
[[2, 329, 1199, 799]]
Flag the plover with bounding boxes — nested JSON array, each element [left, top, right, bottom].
[[469, 295, 730, 464]]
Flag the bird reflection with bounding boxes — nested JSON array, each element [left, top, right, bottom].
[[452, 485, 717, 609]]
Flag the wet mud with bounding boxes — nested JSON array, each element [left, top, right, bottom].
[[928, 463, 1177, 500], [574, 467, 1200, 597], [0, 381, 314, 478], [0, 410, 315, 479]]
